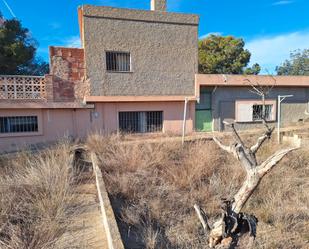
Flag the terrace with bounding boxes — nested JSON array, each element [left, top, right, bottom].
[[0, 75, 46, 100]]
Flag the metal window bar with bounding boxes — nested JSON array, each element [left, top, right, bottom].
[[146, 111, 163, 132], [252, 105, 272, 121], [106, 52, 130, 72], [0, 116, 38, 134], [119, 111, 163, 133]]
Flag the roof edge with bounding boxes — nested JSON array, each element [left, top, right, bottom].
[[80, 5, 199, 26], [196, 74, 309, 87], [84, 95, 197, 103]]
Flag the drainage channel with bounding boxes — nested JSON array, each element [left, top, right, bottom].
[[71, 147, 124, 249]]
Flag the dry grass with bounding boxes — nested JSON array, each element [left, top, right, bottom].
[[87, 133, 309, 249], [0, 143, 86, 249]]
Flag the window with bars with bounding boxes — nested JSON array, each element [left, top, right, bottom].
[[106, 51, 131, 72], [0, 116, 38, 133], [119, 111, 163, 133], [252, 105, 273, 121]]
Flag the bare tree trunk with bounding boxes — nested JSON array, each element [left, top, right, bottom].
[[195, 122, 299, 248]]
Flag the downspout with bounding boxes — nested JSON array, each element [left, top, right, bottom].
[[211, 86, 217, 132], [182, 97, 189, 145], [305, 101, 309, 115]]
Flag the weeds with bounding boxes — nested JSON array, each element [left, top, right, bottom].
[[88, 134, 309, 249], [0, 143, 85, 249]]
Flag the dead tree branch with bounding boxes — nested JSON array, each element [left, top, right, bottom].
[[197, 106, 298, 248], [257, 147, 298, 176], [250, 126, 275, 154], [213, 137, 234, 155]]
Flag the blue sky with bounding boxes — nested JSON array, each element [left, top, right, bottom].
[[1, 0, 308, 73]]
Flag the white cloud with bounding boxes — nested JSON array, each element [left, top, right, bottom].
[[272, 1, 294, 6], [63, 36, 81, 48], [246, 30, 309, 73]]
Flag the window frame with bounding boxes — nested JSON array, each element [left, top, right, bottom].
[[118, 111, 163, 133], [235, 100, 276, 123], [105, 51, 132, 73], [0, 111, 43, 138], [252, 104, 273, 121]]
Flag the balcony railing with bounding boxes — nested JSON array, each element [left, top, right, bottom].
[[0, 75, 46, 100]]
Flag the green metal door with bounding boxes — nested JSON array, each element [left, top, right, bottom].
[[195, 88, 212, 132], [196, 110, 212, 131]]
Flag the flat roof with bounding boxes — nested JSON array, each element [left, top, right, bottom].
[[0, 101, 94, 109], [84, 95, 196, 103], [196, 74, 309, 87], [78, 5, 199, 45], [79, 5, 199, 25]]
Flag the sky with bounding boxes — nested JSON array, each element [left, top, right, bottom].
[[0, 0, 308, 74]]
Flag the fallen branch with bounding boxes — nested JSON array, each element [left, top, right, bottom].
[[194, 204, 211, 232]]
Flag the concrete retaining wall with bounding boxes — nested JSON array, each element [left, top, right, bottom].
[[90, 152, 125, 249]]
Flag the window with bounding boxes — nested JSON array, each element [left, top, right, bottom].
[[252, 105, 273, 121], [119, 111, 163, 133], [0, 116, 38, 133], [235, 100, 276, 122], [106, 51, 131, 72]]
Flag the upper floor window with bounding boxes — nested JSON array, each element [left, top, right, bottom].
[[0, 116, 38, 134], [106, 51, 131, 72]]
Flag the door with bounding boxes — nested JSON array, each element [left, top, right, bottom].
[[196, 110, 212, 131], [195, 88, 212, 132]]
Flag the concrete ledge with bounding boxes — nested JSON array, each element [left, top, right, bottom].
[[0, 101, 94, 109], [84, 95, 197, 103], [90, 152, 125, 249]]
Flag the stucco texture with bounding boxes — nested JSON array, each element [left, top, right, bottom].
[[0, 101, 194, 152], [95, 101, 194, 134], [0, 109, 97, 152], [81, 5, 199, 96]]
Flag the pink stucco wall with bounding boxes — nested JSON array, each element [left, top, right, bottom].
[[95, 101, 195, 133], [0, 109, 95, 152], [0, 101, 195, 152]]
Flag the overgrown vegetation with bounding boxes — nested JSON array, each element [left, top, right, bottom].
[[0, 143, 85, 248], [88, 134, 309, 249]]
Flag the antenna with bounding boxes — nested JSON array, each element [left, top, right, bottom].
[[2, 0, 16, 18]]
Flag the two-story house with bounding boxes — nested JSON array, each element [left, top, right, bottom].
[[1, 0, 309, 152], [0, 0, 199, 152]]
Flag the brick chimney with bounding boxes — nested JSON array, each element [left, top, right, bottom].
[[151, 0, 167, 11]]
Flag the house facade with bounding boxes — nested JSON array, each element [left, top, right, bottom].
[[195, 74, 309, 132], [0, 0, 198, 152], [0, 0, 309, 152]]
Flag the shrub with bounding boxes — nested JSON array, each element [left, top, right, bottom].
[[88, 134, 309, 249]]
